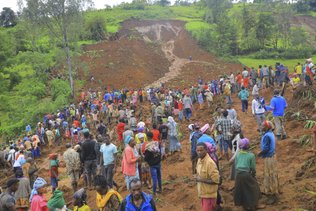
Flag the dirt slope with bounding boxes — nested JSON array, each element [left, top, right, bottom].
[[79, 19, 241, 91], [3, 19, 315, 211], [75, 19, 316, 211]]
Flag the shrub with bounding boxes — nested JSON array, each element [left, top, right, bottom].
[[280, 47, 313, 59], [250, 49, 280, 59], [50, 79, 71, 100], [13, 78, 46, 99], [85, 16, 106, 41]]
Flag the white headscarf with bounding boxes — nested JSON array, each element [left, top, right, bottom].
[[29, 177, 47, 202]]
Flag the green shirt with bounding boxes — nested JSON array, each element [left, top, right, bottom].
[[235, 150, 256, 172]]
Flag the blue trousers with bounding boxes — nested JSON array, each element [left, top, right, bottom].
[[241, 100, 248, 112], [184, 108, 192, 120], [150, 164, 162, 193]]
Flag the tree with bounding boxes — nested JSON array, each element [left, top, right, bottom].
[[273, 4, 293, 50], [0, 7, 17, 27], [255, 14, 275, 47], [214, 13, 238, 56], [155, 0, 171, 6], [205, 0, 232, 24], [294, 0, 311, 12], [290, 27, 307, 48], [20, 0, 92, 97], [240, 4, 256, 51]]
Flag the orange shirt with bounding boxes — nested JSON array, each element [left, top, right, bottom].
[[178, 101, 183, 110], [73, 120, 80, 127], [152, 129, 160, 141], [236, 75, 242, 84], [243, 77, 249, 88]]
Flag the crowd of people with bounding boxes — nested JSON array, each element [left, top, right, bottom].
[[0, 58, 315, 211]]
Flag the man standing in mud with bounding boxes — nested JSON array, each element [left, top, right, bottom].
[[194, 142, 220, 211], [183, 93, 193, 121], [265, 89, 287, 140]]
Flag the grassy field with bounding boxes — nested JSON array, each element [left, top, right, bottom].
[[238, 56, 316, 71], [85, 5, 206, 34]]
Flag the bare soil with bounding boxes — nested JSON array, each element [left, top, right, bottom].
[[2, 19, 315, 211]]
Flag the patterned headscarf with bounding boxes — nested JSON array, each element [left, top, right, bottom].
[[29, 177, 47, 202]]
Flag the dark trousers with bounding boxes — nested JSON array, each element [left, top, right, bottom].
[[84, 160, 97, 187], [241, 100, 248, 112], [102, 164, 115, 188], [150, 164, 162, 193]]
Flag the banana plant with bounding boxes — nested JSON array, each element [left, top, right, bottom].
[[304, 120, 316, 129]]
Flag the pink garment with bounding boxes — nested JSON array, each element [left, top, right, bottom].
[[30, 195, 49, 211], [121, 145, 138, 176], [201, 198, 216, 211], [200, 124, 210, 133]]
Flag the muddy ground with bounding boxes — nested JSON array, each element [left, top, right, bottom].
[[1, 19, 316, 211]]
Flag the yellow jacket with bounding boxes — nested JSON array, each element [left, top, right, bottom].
[[196, 154, 220, 199], [96, 189, 123, 210]]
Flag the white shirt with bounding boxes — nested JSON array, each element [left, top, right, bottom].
[[242, 70, 249, 78], [252, 85, 259, 96], [252, 99, 265, 115]]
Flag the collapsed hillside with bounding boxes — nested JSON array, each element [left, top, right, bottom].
[[2, 19, 315, 211], [78, 19, 241, 91]]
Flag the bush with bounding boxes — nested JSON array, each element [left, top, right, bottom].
[[120, 1, 145, 10], [50, 79, 71, 100], [85, 16, 106, 41], [250, 49, 280, 59], [14, 78, 46, 99], [280, 47, 313, 59]]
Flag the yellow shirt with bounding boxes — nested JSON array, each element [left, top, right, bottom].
[[74, 204, 91, 211], [135, 133, 148, 144], [295, 65, 302, 74], [293, 77, 300, 84], [196, 154, 220, 199]]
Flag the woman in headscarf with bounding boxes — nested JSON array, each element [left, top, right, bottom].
[[30, 177, 49, 211], [258, 120, 280, 205], [121, 136, 140, 190], [233, 138, 262, 210], [167, 116, 181, 154], [73, 188, 90, 211]]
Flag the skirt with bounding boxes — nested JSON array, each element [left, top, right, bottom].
[[234, 171, 260, 209], [16, 198, 29, 208], [169, 136, 180, 152], [263, 155, 280, 195]]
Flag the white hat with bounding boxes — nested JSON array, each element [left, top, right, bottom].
[[188, 124, 195, 131]]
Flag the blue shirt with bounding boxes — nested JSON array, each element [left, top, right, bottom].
[[238, 89, 249, 100], [100, 143, 117, 165], [261, 131, 275, 158], [104, 93, 111, 101], [266, 96, 287, 116]]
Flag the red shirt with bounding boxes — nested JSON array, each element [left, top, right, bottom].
[[73, 120, 80, 128], [236, 74, 242, 84], [117, 123, 125, 135], [152, 129, 160, 141], [243, 77, 249, 88], [178, 101, 183, 110]]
